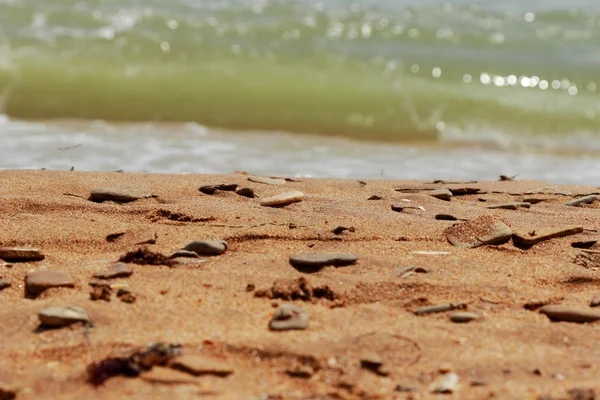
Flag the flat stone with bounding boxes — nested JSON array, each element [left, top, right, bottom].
[[169, 355, 233, 377], [93, 263, 133, 279], [523, 196, 549, 204], [236, 187, 256, 198], [414, 303, 465, 315], [513, 226, 583, 247], [539, 305, 600, 323], [183, 240, 227, 256], [444, 215, 512, 248], [435, 214, 458, 221], [449, 311, 479, 323], [38, 306, 89, 327], [269, 304, 309, 331], [89, 187, 151, 203], [486, 202, 531, 210], [248, 176, 286, 185], [141, 366, 199, 385], [572, 240, 598, 249], [429, 189, 453, 201], [260, 191, 304, 207], [429, 373, 459, 394], [0, 247, 44, 262], [367, 195, 382, 200], [170, 250, 199, 259], [565, 195, 598, 207], [391, 203, 425, 213], [0, 279, 10, 291], [447, 187, 482, 196], [590, 295, 600, 307], [26, 270, 75, 296], [289, 253, 358, 272], [199, 184, 238, 195]]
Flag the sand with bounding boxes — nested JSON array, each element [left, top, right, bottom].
[[1, 170, 600, 399]]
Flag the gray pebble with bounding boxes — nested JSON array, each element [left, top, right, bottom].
[[25, 270, 75, 296], [429, 189, 453, 201], [183, 240, 228, 256], [414, 303, 465, 315], [93, 262, 133, 279], [248, 176, 286, 185], [269, 304, 309, 331], [89, 187, 151, 203], [486, 202, 531, 210], [565, 195, 598, 207], [449, 311, 479, 323], [289, 253, 358, 272], [170, 250, 200, 259], [38, 306, 89, 327], [539, 305, 600, 323]]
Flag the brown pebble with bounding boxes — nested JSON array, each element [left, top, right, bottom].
[[540, 305, 600, 323], [199, 184, 238, 195], [572, 240, 598, 249], [513, 226, 584, 247], [429, 189, 453, 201], [286, 365, 314, 379], [25, 270, 75, 297], [0, 247, 44, 262], [444, 215, 512, 248], [236, 187, 256, 198], [0, 382, 18, 400], [93, 263, 133, 279], [449, 311, 479, 323], [289, 253, 358, 273], [0, 279, 10, 291], [169, 355, 233, 377], [367, 195, 382, 200], [590, 295, 600, 308], [38, 306, 89, 327], [89, 187, 151, 203]]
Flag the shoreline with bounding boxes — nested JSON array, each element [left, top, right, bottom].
[[1, 170, 600, 399]]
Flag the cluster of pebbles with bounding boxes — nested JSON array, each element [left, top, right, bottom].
[[2, 175, 600, 399]]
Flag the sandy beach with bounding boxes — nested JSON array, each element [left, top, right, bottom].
[[1, 170, 600, 399]]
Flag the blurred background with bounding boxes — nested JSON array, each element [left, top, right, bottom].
[[1, 0, 599, 183]]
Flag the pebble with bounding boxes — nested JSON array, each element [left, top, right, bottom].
[[26, 270, 75, 296], [448, 186, 482, 196], [445, 215, 512, 248], [199, 183, 238, 195], [395, 266, 428, 279], [170, 250, 200, 259], [289, 253, 358, 272], [236, 187, 256, 198], [260, 191, 304, 207], [590, 295, 600, 308], [367, 195, 382, 200], [523, 196, 548, 204], [183, 240, 227, 256], [360, 352, 387, 375], [0, 382, 18, 399], [88, 187, 151, 203], [429, 189, 453, 201], [286, 365, 314, 379], [513, 226, 583, 247], [565, 195, 598, 207], [539, 305, 600, 323], [38, 306, 89, 327], [429, 372, 459, 394], [435, 214, 459, 221], [93, 263, 133, 279], [169, 355, 234, 377], [141, 366, 199, 385], [0, 279, 10, 291], [391, 203, 425, 213], [0, 247, 44, 262], [486, 202, 531, 210], [449, 311, 479, 323], [414, 303, 465, 315], [572, 240, 598, 249], [248, 175, 286, 185], [269, 304, 309, 331]]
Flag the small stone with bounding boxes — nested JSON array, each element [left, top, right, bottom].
[[448, 186, 482, 196], [93, 263, 133, 279], [360, 352, 384, 374], [395, 266, 428, 279], [429, 189, 453, 201], [236, 187, 256, 198], [590, 295, 600, 307], [38, 306, 89, 327], [332, 226, 354, 235], [260, 191, 304, 207], [170, 250, 200, 259], [0, 382, 18, 400], [286, 365, 314, 379], [572, 240, 598, 249], [539, 305, 600, 323], [523, 196, 548, 204], [435, 214, 458, 221], [25, 270, 75, 296], [0, 247, 44, 262], [391, 203, 425, 213], [141, 366, 199, 385], [444, 215, 512, 248], [486, 202, 531, 210], [248, 176, 286, 185], [513, 226, 584, 247], [169, 355, 233, 377], [449, 311, 479, 323], [183, 240, 227, 256], [565, 195, 598, 207], [414, 303, 465, 315], [269, 304, 309, 331], [429, 373, 459, 394], [199, 184, 238, 195], [367, 195, 382, 200], [89, 187, 151, 203], [90, 284, 112, 301], [289, 253, 358, 273], [0, 279, 10, 291]]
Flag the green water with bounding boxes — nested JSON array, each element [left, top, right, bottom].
[[1, 0, 599, 141]]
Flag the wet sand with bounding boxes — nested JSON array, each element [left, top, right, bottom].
[[1, 170, 600, 399]]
